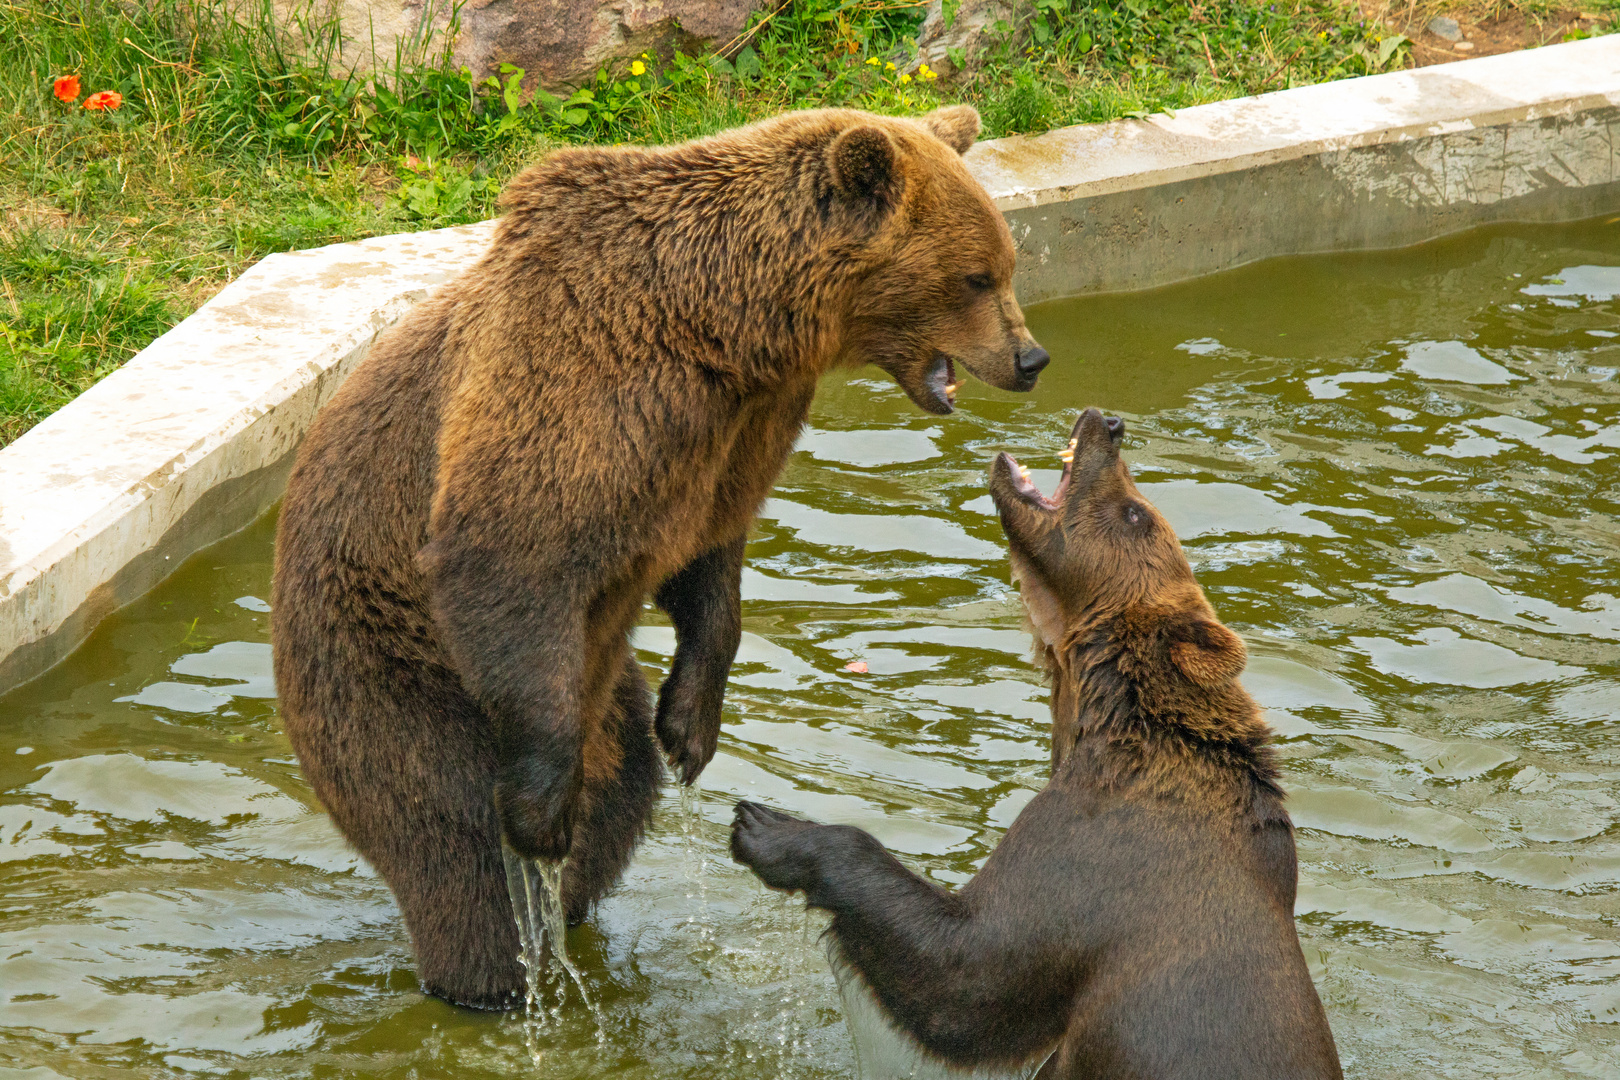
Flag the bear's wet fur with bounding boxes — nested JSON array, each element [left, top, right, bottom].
[[271, 105, 1048, 1010], [731, 408, 1343, 1078]]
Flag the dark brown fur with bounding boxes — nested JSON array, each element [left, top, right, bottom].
[[271, 105, 1047, 1009], [730, 408, 1342, 1078]]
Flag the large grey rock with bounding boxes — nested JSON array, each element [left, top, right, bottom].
[[912, 0, 1029, 78], [1427, 15, 1464, 42], [446, 0, 768, 89], [285, 0, 768, 90]]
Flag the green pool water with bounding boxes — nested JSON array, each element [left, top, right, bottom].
[[3, 217, 1618, 1079]]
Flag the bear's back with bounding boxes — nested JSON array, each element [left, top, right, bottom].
[[271, 290, 464, 703], [977, 770, 1338, 1079]]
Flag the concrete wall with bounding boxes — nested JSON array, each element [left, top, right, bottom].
[[2, 37, 1618, 693]]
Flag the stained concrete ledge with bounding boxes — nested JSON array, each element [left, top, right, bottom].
[[2, 36, 1619, 693]]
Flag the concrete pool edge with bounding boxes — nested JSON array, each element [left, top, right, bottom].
[[2, 37, 1619, 694]]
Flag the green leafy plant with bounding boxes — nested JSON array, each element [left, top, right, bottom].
[[1352, 32, 1410, 73], [393, 159, 497, 224], [981, 66, 1058, 134]]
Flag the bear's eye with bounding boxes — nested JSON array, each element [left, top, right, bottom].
[[1123, 504, 1143, 526], [965, 272, 994, 290]]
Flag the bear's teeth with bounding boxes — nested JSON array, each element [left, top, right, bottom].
[[1059, 450, 1074, 463], [1017, 465, 1031, 482], [944, 383, 957, 395], [1067, 438, 1078, 449]]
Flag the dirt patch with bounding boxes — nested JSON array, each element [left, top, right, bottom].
[[1408, 7, 1609, 65], [1357, 1, 1614, 68]]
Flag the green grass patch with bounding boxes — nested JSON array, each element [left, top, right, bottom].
[[1, 0, 1610, 446], [0, 228, 172, 445]]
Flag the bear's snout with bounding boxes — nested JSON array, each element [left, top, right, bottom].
[[1015, 343, 1051, 381]]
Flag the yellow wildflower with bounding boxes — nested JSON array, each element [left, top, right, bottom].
[[899, 72, 912, 83], [866, 56, 881, 65], [631, 60, 646, 76], [919, 63, 937, 80], [885, 61, 896, 70]]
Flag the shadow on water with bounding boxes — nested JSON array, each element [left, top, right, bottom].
[[3, 215, 1619, 1078]]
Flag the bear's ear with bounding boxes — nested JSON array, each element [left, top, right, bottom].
[[828, 125, 898, 205], [1166, 613, 1247, 687], [923, 104, 980, 156]]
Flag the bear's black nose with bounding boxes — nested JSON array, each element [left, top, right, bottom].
[[1016, 344, 1050, 379], [1106, 415, 1125, 445]]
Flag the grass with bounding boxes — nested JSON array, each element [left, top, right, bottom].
[[0, 0, 1612, 446]]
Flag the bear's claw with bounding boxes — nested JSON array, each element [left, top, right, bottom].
[[656, 710, 719, 787], [655, 675, 723, 786]]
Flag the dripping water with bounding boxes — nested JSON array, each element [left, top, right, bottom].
[[501, 842, 604, 1051], [768, 897, 815, 1078], [676, 779, 715, 953]]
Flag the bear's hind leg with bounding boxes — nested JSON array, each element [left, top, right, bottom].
[[324, 675, 525, 1010], [393, 818, 526, 1010], [561, 652, 664, 923]]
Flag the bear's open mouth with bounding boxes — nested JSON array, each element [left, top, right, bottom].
[[918, 351, 959, 414], [1001, 435, 1076, 511]]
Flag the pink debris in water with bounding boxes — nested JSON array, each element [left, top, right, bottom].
[[843, 660, 868, 674]]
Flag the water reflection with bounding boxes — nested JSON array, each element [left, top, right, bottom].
[[2, 217, 1618, 1078]]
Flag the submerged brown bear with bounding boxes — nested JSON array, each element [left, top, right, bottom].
[[271, 105, 1048, 1009], [731, 408, 1342, 1078]]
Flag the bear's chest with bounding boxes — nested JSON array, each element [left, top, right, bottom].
[[632, 376, 817, 588], [721, 380, 816, 507], [677, 373, 815, 519]]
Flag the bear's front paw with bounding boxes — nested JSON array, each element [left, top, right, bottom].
[[496, 766, 580, 862], [655, 693, 720, 787], [730, 800, 827, 895]]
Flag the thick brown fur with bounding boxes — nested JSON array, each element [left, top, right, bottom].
[[271, 105, 1047, 1010], [731, 408, 1342, 1078]]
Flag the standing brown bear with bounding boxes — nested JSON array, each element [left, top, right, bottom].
[[271, 105, 1049, 1010], [732, 408, 1342, 1078]]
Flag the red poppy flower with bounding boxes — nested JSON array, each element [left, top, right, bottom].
[[83, 90, 122, 112], [53, 75, 80, 102]]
